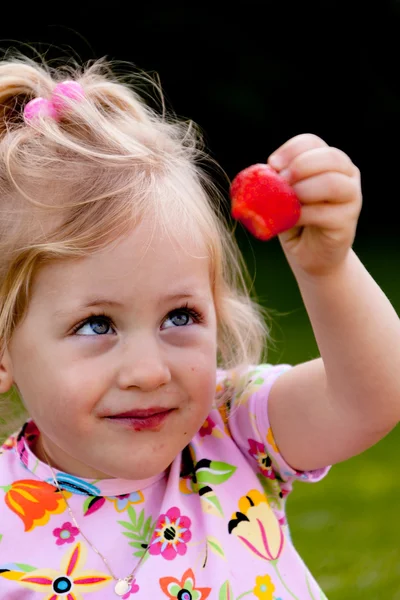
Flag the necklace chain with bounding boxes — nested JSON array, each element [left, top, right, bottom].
[[41, 445, 153, 595]]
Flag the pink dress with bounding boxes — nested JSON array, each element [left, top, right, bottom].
[[0, 364, 329, 599]]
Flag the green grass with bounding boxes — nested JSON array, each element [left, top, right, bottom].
[[240, 233, 400, 598], [288, 431, 400, 598]]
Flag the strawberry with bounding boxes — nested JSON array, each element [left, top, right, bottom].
[[230, 163, 301, 240]]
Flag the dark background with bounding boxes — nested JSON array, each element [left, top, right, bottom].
[[2, 0, 400, 238]]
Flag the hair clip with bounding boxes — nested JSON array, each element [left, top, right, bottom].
[[23, 80, 85, 123]]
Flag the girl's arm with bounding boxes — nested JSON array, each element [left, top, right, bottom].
[[266, 134, 400, 471]]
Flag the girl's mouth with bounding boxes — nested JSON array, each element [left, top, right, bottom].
[[105, 408, 174, 431]]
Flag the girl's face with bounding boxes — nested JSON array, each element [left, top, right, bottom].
[[3, 219, 218, 480]]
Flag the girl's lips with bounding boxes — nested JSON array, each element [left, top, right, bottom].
[[109, 407, 171, 418], [105, 408, 174, 431]]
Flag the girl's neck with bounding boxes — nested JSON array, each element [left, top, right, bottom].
[[34, 432, 117, 480]]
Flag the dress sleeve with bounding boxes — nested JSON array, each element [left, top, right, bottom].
[[217, 363, 329, 487]]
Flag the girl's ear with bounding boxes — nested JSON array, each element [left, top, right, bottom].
[[0, 349, 14, 393]]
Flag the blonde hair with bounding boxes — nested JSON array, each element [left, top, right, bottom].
[[0, 52, 269, 439]]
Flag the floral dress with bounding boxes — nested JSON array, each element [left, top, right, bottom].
[[0, 364, 329, 599]]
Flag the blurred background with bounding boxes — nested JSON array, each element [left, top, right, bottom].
[[1, 1, 400, 597]]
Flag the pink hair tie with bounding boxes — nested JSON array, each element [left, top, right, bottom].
[[23, 97, 58, 121], [23, 80, 85, 123], [52, 80, 85, 112]]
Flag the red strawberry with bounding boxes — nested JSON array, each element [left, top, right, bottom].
[[230, 163, 301, 240]]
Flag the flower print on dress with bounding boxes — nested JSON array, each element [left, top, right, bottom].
[[160, 568, 211, 599], [13, 541, 112, 598], [266, 428, 279, 453], [255, 472, 285, 514], [48, 473, 101, 496], [1, 479, 69, 531], [119, 506, 155, 562], [253, 574, 275, 600], [108, 490, 144, 512], [198, 416, 224, 440], [53, 521, 79, 545], [248, 439, 276, 479], [199, 416, 215, 437], [16, 421, 39, 469], [82, 495, 106, 516], [0, 562, 37, 582], [149, 507, 192, 560], [228, 492, 301, 600], [179, 446, 236, 518], [228, 489, 284, 561], [179, 445, 198, 495]]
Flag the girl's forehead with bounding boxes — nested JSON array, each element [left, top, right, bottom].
[[87, 220, 210, 272], [30, 223, 213, 308]]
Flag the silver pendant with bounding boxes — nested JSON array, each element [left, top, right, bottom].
[[115, 579, 131, 596]]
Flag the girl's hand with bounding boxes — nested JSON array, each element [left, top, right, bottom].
[[268, 134, 362, 277]]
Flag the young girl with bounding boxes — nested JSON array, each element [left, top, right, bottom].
[[0, 54, 399, 600]]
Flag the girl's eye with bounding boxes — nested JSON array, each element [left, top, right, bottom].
[[162, 307, 203, 330], [73, 316, 114, 336]]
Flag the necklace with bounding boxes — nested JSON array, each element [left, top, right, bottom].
[[42, 446, 153, 597]]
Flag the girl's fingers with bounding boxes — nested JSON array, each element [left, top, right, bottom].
[[281, 147, 358, 184], [292, 172, 361, 205], [296, 200, 361, 231], [268, 133, 328, 170]]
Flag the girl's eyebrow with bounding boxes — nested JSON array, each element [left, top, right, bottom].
[[156, 292, 197, 306], [53, 299, 123, 318], [53, 292, 201, 318]]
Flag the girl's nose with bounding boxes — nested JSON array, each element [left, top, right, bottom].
[[116, 336, 171, 392]]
